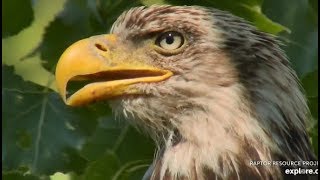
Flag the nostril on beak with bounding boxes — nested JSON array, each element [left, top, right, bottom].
[[95, 43, 108, 52]]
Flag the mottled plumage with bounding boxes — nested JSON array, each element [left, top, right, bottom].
[[108, 6, 317, 180], [55, 5, 317, 180]]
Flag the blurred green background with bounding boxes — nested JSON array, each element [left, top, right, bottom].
[[2, 0, 318, 179]]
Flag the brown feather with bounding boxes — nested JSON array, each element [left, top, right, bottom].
[[109, 5, 317, 180]]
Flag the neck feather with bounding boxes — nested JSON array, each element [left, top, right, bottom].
[[148, 84, 282, 180]]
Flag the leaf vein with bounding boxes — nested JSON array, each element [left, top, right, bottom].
[[31, 96, 48, 173]]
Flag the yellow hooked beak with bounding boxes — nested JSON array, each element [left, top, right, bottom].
[[55, 34, 173, 106]]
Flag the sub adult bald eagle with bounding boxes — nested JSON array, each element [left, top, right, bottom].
[[55, 5, 317, 180]]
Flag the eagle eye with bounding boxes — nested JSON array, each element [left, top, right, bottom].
[[155, 31, 184, 51]]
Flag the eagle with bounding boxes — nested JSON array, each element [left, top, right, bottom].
[[55, 5, 317, 180]]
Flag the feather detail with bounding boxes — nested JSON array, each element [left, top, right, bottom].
[[109, 5, 317, 180]]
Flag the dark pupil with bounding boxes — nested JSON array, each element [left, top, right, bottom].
[[165, 33, 174, 44]]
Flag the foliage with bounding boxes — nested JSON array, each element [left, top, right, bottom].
[[2, 0, 318, 179]]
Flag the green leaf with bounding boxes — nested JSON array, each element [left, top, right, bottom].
[[3, 65, 154, 178], [308, 97, 318, 120], [90, 0, 142, 32], [307, 101, 318, 158], [2, 171, 42, 180], [140, 0, 166, 5], [308, 0, 318, 14], [82, 151, 120, 180], [2, 0, 34, 38], [40, 0, 94, 71], [2, 0, 67, 91], [80, 117, 154, 179], [2, 0, 67, 64], [2, 65, 94, 175], [207, 0, 290, 34], [111, 160, 151, 180], [50, 172, 80, 180], [39, 0, 142, 72], [80, 118, 124, 162], [263, 0, 318, 77], [302, 70, 318, 98], [80, 117, 155, 163], [11, 54, 56, 91], [240, 4, 289, 34], [302, 70, 318, 157]]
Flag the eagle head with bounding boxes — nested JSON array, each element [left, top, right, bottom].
[[55, 5, 317, 180]]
